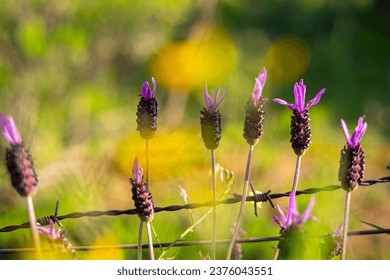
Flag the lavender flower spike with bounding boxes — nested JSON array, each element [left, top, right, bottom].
[[139, 77, 157, 100], [273, 192, 315, 230], [204, 84, 226, 111], [340, 116, 367, 149], [252, 67, 267, 101], [272, 79, 326, 112], [132, 157, 143, 185], [0, 114, 22, 145]]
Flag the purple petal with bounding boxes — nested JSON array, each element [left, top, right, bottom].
[[300, 196, 315, 224], [273, 216, 283, 228], [276, 204, 287, 226], [305, 88, 326, 110], [252, 67, 267, 100], [340, 119, 353, 147], [204, 84, 213, 108], [294, 80, 306, 112], [213, 90, 226, 110], [132, 157, 143, 184], [350, 116, 367, 148], [286, 192, 297, 227], [0, 114, 22, 145], [151, 77, 157, 96], [272, 98, 296, 111]]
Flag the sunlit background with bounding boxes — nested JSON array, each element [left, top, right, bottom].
[[0, 0, 389, 260]]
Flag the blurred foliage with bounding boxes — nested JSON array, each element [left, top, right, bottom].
[[0, 0, 389, 259]]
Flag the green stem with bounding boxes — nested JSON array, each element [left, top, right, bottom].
[[291, 155, 302, 195], [211, 149, 217, 260], [146, 221, 155, 260], [137, 221, 143, 260], [26, 196, 41, 259], [341, 190, 352, 260], [226, 145, 254, 260]]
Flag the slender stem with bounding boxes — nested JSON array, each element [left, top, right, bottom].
[[145, 139, 150, 188], [291, 155, 302, 195], [145, 221, 155, 260], [341, 190, 352, 260], [226, 145, 254, 260], [26, 196, 41, 259], [137, 221, 143, 260], [273, 248, 280, 260], [211, 149, 217, 260]]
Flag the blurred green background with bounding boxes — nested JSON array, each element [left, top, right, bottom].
[[0, 0, 389, 260]]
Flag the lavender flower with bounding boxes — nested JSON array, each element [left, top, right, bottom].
[[136, 78, 158, 140], [273, 192, 315, 259], [243, 67, 267, 145], [273, 192, 315, 231], [37, 219, 76, 259], [130, 158, 154, 222], [0, 114, 38, 197], [339, 116, 367, 191], [273, 80, 326, 155], [200, 85, 225, 150]]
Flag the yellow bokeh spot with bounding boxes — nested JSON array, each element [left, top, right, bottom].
[[150, 25, 237, 91], [265, 34, 309, 83], [83, 234, 124, 260]]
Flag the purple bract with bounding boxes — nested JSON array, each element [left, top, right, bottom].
[[340, 116, 367, 149], [138, 77, 157, 100], [0, 114, 22, 145], [132, 157, 143, 185], [272, 79, 326, 112], [252, 67, 267, 101], [204, 84, 226, 111]]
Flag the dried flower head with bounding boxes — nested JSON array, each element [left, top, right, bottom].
[[200, 85, 225, 150], [320, 222, 343, 259], [273, 80, 326, 155], [0, 114, 38, 197], [136, 78, 158, 139], [130, 158, 154, 222], [339, 117, 367, 191], [243, 67, 267, 145]]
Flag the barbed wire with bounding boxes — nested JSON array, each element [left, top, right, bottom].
[[0, 176, 389, 234], [0, 227, 389, 255]]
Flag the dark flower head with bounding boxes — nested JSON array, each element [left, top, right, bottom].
[[130, 157, 154, 222], [273, 79, 326, 155], [272, 79, 326, 113], [139, 77, 157, 100], [200, 85, 225, 150], [0, 114, 22, 145], [136, 78, 158, 139], [1, 113, 38, 197], [243, 67, 267, 145], [340, 116, 367, 149], [204, 85, 226, 111], [338, 116, 367, 191]]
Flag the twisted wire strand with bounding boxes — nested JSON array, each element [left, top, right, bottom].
[[0, 227, 389, 254], [0, 177, 389, 234]]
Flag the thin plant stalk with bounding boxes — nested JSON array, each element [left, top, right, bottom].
[[211, 149, 217, 260], [226, 144, 254, 260], [158, 208, 214, 260], [341, 190, 352, 260], [137, 221, 143, 260], [145, 139, 150, 188], [26, 196, 41, 259], [291, 155, 302, 195], [146, 221, 155, 260]]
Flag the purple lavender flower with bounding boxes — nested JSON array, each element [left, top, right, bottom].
[[0, 113, 38, 197], [340, 117, 367, 149], [272, 79, 326, 113], [139, 77, 157, 100], [200, 85, 225, 150], [338, 116, 367, 191], [273, 192, 315, 230], [272, 79, 326, 155], [37, 219, 67, 241], [0, 114, 22, 145], [130, 157, 154, 222], [243, 67, 267, 145], [136, 78, 158, 139]]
